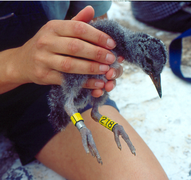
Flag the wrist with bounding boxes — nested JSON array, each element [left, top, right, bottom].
[[0, 47, 27, 93]]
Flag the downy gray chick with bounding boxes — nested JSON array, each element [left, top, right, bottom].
[[48, 19, 167, 164]]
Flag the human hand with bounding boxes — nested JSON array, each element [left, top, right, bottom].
[[9, 6, 123, 97]]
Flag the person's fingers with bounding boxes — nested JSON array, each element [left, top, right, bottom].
[[117, 56, 125, 63], [48, 36, 116, 65], [91, 89, 104, 97], [105, 65, 123, 80], [89, 80, 116, 97], [105, 80, 116, 92], [45, 54, 110, 75], [72, 6, 95, 22], [83, 79, 105, 89], [48, 20, 116, 50]]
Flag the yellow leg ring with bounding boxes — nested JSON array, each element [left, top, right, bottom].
[[71, 113, 84, 126], [99, 116, 118, 131]]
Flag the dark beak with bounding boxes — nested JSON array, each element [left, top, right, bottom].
[[149, 73, 162, 98]]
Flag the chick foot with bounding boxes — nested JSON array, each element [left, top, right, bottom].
[[113, 124, 136, 155], [79, 127, 103, 164]]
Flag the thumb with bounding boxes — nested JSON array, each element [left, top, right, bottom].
[[72, 5, 95, 23]]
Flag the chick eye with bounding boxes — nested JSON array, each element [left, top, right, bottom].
[[145, 57, 153, 66]]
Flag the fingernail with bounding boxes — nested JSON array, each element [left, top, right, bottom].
[[107, 38, 116, 49], [111, 71, 116, 79], [105, 53, 116, 64], [117, 56, 125, 63], [95, 81, 104, 88], [99, 65, 109, 72]]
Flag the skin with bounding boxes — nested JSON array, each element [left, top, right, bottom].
[[36, 106, 169, 180], [0, 6, 123, 96]]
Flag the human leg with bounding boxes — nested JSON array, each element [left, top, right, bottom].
[[35, 105, 168, 180]]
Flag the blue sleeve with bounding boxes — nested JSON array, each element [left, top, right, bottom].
[[41, 1, 112, 20], [68, 1, 112, 18], [40, 1, 70, 20]]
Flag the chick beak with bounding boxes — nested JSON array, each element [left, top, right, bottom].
[[149, 73, 162, 98]]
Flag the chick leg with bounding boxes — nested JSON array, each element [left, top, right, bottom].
[[64, 92, 103, 164], [91, 97, 136, 156]]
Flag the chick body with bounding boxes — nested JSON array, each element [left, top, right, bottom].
[[48, 19, 167, 164], [48, 19, 167, 131]]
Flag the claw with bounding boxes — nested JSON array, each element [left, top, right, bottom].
[[80, 127, 103, 164], [88, 145, 96, 157], [113, 124, 136, 155]]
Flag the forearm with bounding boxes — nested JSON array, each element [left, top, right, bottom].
[[0, 48, 24, 94]]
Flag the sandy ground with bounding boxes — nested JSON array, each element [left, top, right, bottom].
[[1, 2, 191, 180]]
